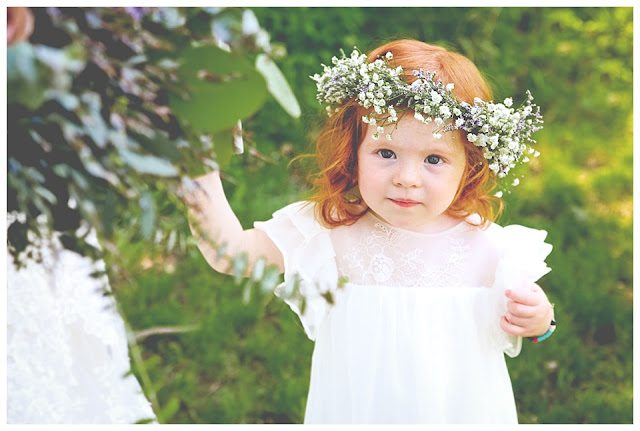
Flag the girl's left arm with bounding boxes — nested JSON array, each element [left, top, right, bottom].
[[500, 284, 554, 338]]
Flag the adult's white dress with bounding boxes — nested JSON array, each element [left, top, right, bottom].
[[6, 215, 156, 424]]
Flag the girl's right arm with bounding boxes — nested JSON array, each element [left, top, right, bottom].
[[183, 171, 284, 275]]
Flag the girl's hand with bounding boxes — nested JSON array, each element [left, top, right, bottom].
[[500, 284, 554, 338]]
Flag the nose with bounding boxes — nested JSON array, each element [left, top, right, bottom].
[[392, 161, 422, 188]]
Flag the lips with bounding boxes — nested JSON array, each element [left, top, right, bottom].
[[389, 198, 420, 208]]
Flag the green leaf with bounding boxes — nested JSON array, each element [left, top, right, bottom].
[[7, 43, 48, 110], [255, 54, 301, 118], [251, 257, 265, 281], [159, 396, 181, 421], [140, 191, 155, 239], [119, 148, 179, 177], [35, 186, 57, 205], [212, 129, 234, 168], [168, 45, 267, 134]]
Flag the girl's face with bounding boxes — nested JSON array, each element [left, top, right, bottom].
[[357, 114, 467, 233]]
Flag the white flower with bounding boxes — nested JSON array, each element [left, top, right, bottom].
[[386, 133, 392, 140], [512, 178, 520, 186], [377, 126, 385, 133], [362, 116, 370, 124], [453, 108, 462, 116], [467, 133, 478, 143], [455, 118, 464, 127], [372, 133, 379, 140], [386, 51, 393, 60], [414, 112, 425, 122], [477, 134, 488, 147], [439, 105, 451, 118], [434, 117, 444, 126], [433, 132, 442, 139], [431, 90, 443, 104], [446, 83, 455, 92], [495, 191, 503, 198], [504, 97, 513, 107]]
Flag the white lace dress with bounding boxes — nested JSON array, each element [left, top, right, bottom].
[[255, 201, 552, 424], [7, 217, 156, 424]]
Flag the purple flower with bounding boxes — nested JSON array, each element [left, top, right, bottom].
[[124, 7, 150, 22]]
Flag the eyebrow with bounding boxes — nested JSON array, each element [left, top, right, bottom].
[[363, 136, 459, 157]]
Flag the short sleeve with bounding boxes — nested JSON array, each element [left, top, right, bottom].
[[254, 201, 339, 341], [487, 223, 553, 357]]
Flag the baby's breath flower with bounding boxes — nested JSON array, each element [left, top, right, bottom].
[[311, 47, 544, 182], [433, 132, 442, 139]]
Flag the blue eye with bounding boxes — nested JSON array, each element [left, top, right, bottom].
[[426, 155, 442, 165], [378, 149, 396, 159]]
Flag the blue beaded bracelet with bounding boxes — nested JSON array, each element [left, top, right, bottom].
[[529, 319, 556, 343]]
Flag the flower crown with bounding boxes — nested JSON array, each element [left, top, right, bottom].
[[311, 48, 544, 182]]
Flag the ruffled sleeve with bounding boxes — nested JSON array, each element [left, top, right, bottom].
[[487, 223, 553, 357], [254, 201, 339, 341]]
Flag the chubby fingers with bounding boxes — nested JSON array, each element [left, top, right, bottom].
[[500, 315, 527, 336], [505, 285, 543, 307]]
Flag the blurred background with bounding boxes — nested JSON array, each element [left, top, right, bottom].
[[6, 7, 633, 424]]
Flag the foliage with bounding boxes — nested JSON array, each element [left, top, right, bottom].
[[8, 7, 632, 425], [7, 7, 299, 268]]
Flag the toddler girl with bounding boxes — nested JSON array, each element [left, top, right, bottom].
[[184, 39, 555, 424]]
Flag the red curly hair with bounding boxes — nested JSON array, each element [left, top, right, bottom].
[[308, 39, 503, 227]]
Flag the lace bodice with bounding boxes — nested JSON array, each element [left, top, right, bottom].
[[330, 211, 499, 288]]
